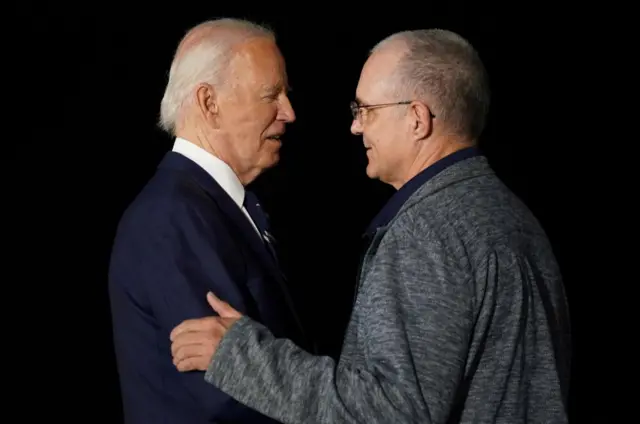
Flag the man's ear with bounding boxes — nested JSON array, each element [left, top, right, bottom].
[[195, 83, 219, 127], [410, 101, 434, 140]]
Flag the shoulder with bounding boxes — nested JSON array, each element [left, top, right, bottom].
[[114, 169, 224, 242], [377, 169, 553, 275]]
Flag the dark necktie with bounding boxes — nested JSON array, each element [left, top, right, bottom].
[[243, 191, 278, 261], [243, 191, 312, 351]]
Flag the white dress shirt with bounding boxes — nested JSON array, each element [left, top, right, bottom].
[[172, 137, 261, 236]]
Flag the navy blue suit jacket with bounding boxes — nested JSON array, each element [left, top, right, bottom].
[[108, 151, 308, 424]]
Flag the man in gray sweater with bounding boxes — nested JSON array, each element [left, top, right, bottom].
[[170, 28, 572, 423]]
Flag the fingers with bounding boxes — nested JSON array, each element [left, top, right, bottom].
[[170, 322, 226, 371], [170, 332, 208, 357], [175, 356, 207, 372], [172, 342, 208, 365], [169, 295, 243, 374], [172, 343, 211, 370], [207, 292, 241, 318], [170, 317, 215, 341]]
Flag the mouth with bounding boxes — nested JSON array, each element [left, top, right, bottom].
[[266, 134, 283, 142]]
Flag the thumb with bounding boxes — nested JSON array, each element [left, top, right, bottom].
[[207, 292, 241, 318]]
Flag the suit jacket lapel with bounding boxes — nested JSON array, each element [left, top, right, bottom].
[[158, 152, 285, 283], [193, 169, 307, 344], [158, 152, 307, 343]]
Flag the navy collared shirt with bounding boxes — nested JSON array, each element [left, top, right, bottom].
[[364, 146, 482, 238]]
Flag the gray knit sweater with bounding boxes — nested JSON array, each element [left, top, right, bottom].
[[205, 155, 572, 423]]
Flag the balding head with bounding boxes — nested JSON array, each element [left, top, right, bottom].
[[350, 29, 490, 188], [159, 19, 275, 135], [370, 29, 490, 141], [157, 18, 294, 186]]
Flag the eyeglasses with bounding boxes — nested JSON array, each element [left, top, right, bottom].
[[350, 100, 412, 120]]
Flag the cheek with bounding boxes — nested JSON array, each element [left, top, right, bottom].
[[367, 130, 401, 166], [249, 108, 277, 140], [367, 130, 391, 155], [264, 108, 279, 129]]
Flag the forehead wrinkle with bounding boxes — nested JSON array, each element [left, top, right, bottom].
[[261, 66, 287, 94]]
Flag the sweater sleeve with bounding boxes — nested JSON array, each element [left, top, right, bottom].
[[204, 221, 474, 424]]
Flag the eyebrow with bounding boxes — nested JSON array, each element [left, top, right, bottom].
[[354, 96, 365, 105], [263, 81, 289, 96], [281, 78, 293, 93]]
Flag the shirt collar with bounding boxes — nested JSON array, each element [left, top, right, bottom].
[[172, 137, 245, 207], [364, 146, 482, 237]]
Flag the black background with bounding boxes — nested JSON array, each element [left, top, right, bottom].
[[9, 4, 615, 423]]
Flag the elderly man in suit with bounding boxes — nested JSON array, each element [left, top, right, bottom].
[[108, 18, 308, 424], [170, 28, 572, 424]]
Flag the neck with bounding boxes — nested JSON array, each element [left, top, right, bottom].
[[391, 136, 475, 190], [176, 126, 255, 186]]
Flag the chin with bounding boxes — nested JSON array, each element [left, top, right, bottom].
[[263, 152, 280, 169], [270, 155, 280, 167], [365, 165, 377, 179]]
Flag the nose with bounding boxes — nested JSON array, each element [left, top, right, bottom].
[[278, 94, 296, 123], [351, 117, 363, 135]]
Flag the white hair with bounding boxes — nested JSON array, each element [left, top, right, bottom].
[[158, 18, 275, 135], [371, 29, 491, 140]]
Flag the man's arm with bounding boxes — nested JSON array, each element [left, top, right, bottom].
[[203, 222, 474, 424], [114, 199, 272, 423]]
